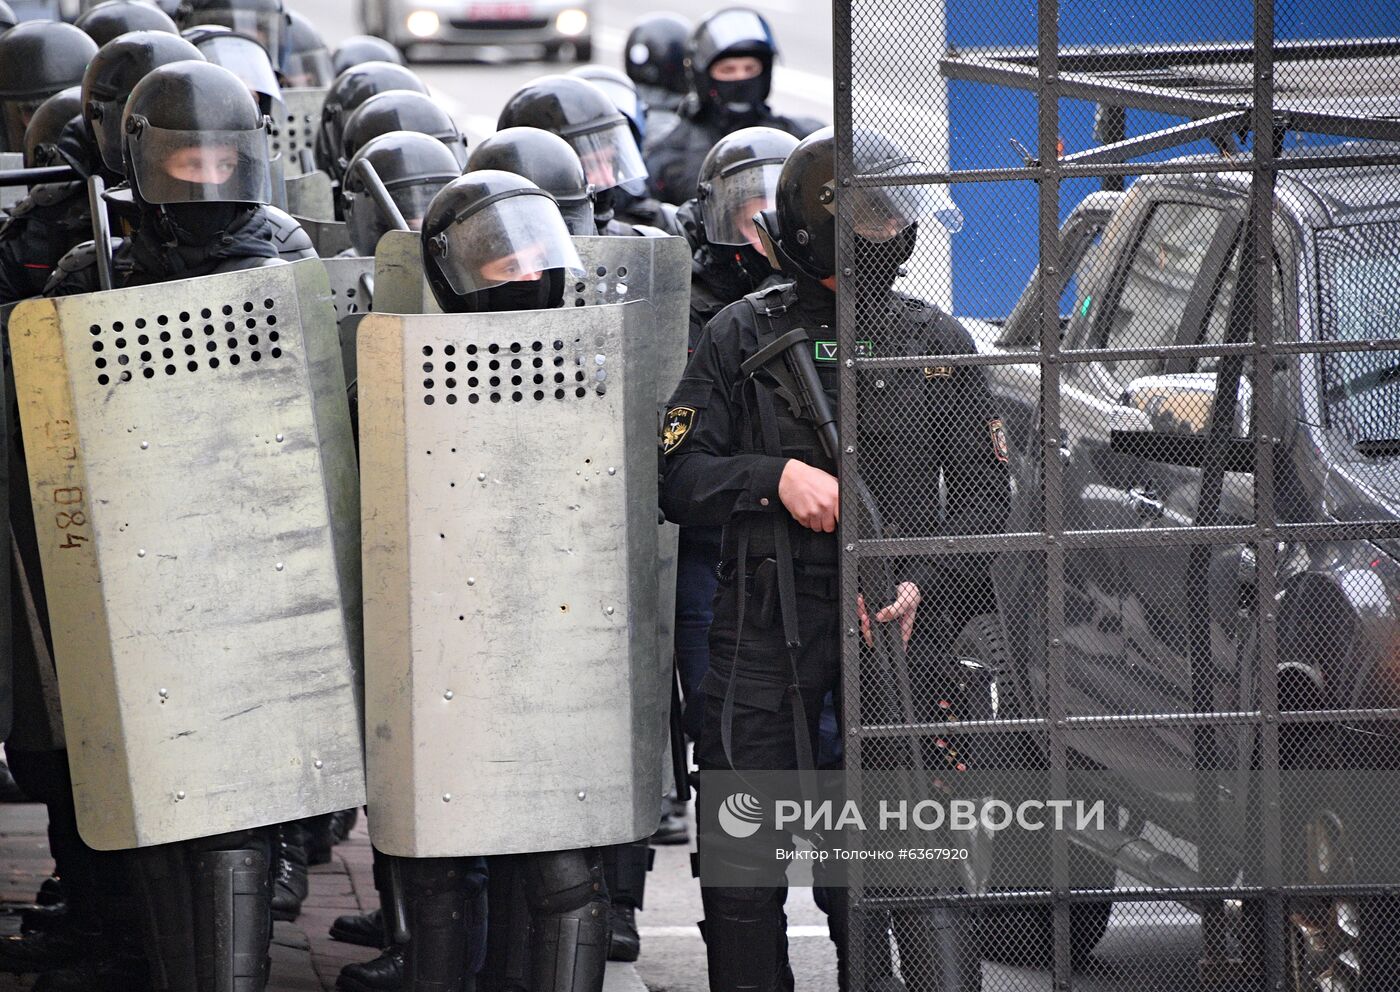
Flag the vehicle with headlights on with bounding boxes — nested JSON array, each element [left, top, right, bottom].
[[358, 0, 591, 61]]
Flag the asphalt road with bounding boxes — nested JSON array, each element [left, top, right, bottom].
[[284, 2, 1217, 988]]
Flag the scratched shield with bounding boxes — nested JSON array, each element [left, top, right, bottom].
[[357, 301, 668, 857], [7, 259, 365, 850]]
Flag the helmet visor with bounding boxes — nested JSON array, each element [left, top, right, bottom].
[[702, 160, 781, 247], [567, 120, 646, 193], [556, 195, 594, 237], [90, 97, 128, 173], [848, 161, 963, 239], [128, 123, 271, 204], [428, 192, 584, 295], [346, 178, 445, 253], [283, 48, 333, 88], [695, 9, 774, 66], [197, 34, 282, 103], [3, 98, 46, 153], [182, 9, 284, 68]]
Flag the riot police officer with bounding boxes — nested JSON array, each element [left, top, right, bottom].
[[497, 75, 669, 237], [344, 130, 463, 254], [404, 170, 610, 992], [76, 0, 180, 48], [466, 127, 594, 236], [175, 0, 290, 73], [342, 89, 469, 172], [282, 10, 334, 88], [317, 61, 430, 186], [332, 34, 403, 75], [643, 8, 821, 206], [623, 13, 691, 117], [0, 22, 99, 155], [659, 127, 1005, 992]]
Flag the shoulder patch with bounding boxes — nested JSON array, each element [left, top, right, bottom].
[[988, 418, 1009, 464], [662, 406, 697, 454], [924, 365, 954, 380]]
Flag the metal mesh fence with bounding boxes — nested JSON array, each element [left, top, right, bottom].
[[835, 0, 1400, 988]]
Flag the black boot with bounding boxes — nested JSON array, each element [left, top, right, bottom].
[[699, 886, 793, 992], [129, 844, 197, 992], [0, 927, 92, 973], [271, 822, 310, 922], [890, 908, 981, 992], [602, 841, 651, 962], [331, 907, 387, 948], [330, 808, 360, 844], [336, 944, 405, 992], [403, 857, 472, 992], [190, 833, 273, 992], [37, 876, 64, 906], [301, 814, 336, 867], [522, 849, 609, 992], [33, 952, 151, 992], [652, 792, 689, 845], [0, 760, 29, 802]]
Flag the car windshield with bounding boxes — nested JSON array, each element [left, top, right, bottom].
[[1317, 220, 1400, 453]]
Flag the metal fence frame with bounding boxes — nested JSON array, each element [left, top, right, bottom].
[[834, 0, 1400, 985]]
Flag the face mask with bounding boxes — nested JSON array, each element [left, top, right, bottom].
[[852, 225, 917, 295], [592, 186, 616, 227], [471, 268, 565, 313], [159, 201, 244, 247], [732, 242, 772, 286], [707, 75, 771, 115]]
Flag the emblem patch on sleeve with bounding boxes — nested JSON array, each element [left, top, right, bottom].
[[924, 366, 954, 380], [662, 406, 697, 454], [988, 418, 1009, 463]]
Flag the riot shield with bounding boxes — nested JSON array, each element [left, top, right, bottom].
[[279, 88, 329, 178], [322, 256, 374, 322], [1, 152, 23, 214], [297, 216, 352, 258], [371, 229, 437, 315], [8, 259, 366, 850], [359, 301, 672, 857], [287, 170, 335, 222]]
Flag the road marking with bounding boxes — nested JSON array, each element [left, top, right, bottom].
[[640, 925, 830, 938]]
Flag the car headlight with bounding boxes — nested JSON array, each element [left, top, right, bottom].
[[405, 10, 441, 38], [555, 8, 588, 36]]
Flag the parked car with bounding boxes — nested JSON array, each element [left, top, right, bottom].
[[357, 0, 592, 62], [952, 145, 1400, 985]]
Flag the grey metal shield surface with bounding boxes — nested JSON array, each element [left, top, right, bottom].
[[287, 171, 335, 222], [359, 302, 668, 857], [371, 230, 438, 315], [279, 88, 329, 178], [297, 216, 351, 258], [8, 259, 366, 850], [322, 257, 374, 322], [1, 152, 24, 213]]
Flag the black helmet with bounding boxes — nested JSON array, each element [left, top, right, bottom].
[[569, 65, 647, 146], [343, 130, 461, 256], [175, 0, 288, 71], [758, 126, 961, 283], [421, 170, 584, 314], [497, 75, 646, 195], [0, 23, 100, 153], [0, 2, 15, 32], [341, 89, 467, 172], [76, 1, 179, 48], [183, 25, 282, 114], [623, 13, 690, 96], [121, 60, 271, 207], [23, 85, 82, 168], [687, 8, 776, 115], [282, 10, 332, 88], [468, 127, 593, 237], [696, 126, 797, 249], [331, 35, 401, 76], [318, 60, 427, 181], [84, 31, 205, 175]]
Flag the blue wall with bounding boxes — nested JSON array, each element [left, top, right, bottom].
[[944, 2, 1400, 318]]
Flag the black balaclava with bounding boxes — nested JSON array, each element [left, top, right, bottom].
[[852, 224, 917, 297], [451, 268, 566, 314], [159, 201, 245, 245]]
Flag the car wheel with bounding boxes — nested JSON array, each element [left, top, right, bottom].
[[572, 38, 593, 62], [543, 42, 563, 62], [953, 613, 1115, 968]]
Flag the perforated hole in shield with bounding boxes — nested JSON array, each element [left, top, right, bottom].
[[569, 263, 631, 309], [88, 298, 288, 386], [421, 339, 607, 405]]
